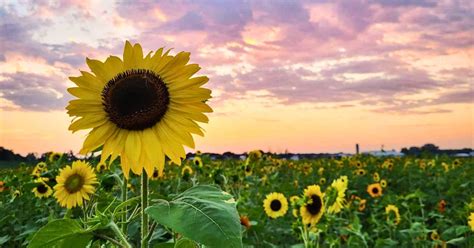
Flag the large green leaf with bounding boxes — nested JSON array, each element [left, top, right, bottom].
[[146, 185, 242, 248], [28, 219, 92, 248]]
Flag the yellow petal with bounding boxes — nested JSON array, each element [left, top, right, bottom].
[[80, 122, 117, 154], [69, 71, 103, 91], [67, 87, 100, 100], [124, 131, 141, 167], [69, 114, 108, 132]]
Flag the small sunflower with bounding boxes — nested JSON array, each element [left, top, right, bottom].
[[193, 157, 203, 168], [247, 150, 263, 164], [13, 190, 21, 198], [367, 183, 383, 198], [300, 185, 325, 225], [0, 181, 5, 192], [358, 199, 367, 212], [355, 169, 366, 176], [49, 152, 63, 163], [438, 199, 447, 213], [96, 163, 107, 173], [54, 161, 97, 209], [263, 192, 288, 219], [66, 41, 212, 178], [373, 172, 380, 182], [32, 182, 53, 198], [385, 204, 401, 225], [327, 176, 348, 214], [319, 178, 326, 185], [468, 212, 474, 231], [430, 230, 440, 240], [240, 215, 251, 229], [244, 165, 252, 176], [380, 179, 387, 188], [150, 168, 161, 180], [181, 165, 193, 176]]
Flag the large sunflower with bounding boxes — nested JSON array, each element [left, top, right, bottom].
[[53, 161, 97, 208], [263, 192, 288, 219], [300, 185, 325, 225], [66, 41, 212, 178]]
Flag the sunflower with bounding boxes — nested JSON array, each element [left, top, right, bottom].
[[53, 161, 97, 209], [66, 41, 212, 178], [319, 178, 326, 185], [193, 157, 204, 168], [13, 190, 21, 197], [240, 215, 251, 229], [300, 185, 325, 225], [385, 204, 401, 225], [32, 182, 53, 198], [367, 183, 383, 198], [358, 199, 367, 212], [49, 152, 63, 163], [430, 230, 440, 240], [247, 150, 263, 164], [355, 169, 366, 176], [32, 162, 48, 178], [468, 212, 474, 231], [96, 163, 107, 173], [373, 172, 380, 182], [0, 181, 5, 192], [327, 176, 348, 214], [244, 165, 252, 176], [148, 168, 160, 181], [181, 165, 193, 176], [438, 199, 447, 213], [380, 179, 387, 188], [263, 192, 288, 219]]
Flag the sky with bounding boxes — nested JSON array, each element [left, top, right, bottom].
[[0, 0, 473, 156]]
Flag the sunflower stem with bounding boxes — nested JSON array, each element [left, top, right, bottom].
[[121, 177, 128, 233], [141, 170, 149, 248], [63, 208, 72, 219], [109, 221, 132, 248]]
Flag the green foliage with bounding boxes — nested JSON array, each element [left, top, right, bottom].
[[146, 185, 242, 248], [27, 219, 92, 248]]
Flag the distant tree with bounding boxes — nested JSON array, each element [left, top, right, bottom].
[[421, 144, 440, 155]]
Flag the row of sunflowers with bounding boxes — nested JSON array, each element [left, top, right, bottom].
[[1, 151, 473, 247]]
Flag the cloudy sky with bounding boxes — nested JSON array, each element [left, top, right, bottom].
[[0, 0, 473, 155]]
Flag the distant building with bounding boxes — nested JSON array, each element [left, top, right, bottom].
[[290, 155, 299, 161], [362, 149, 404, 157]]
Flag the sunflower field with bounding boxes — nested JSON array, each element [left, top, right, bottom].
[[1, 152, 473, 247], [0, 42, 473, 248]]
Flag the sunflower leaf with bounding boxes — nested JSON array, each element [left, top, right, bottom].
[[27, 219, 92, 248], [146, 185, 242, 248]]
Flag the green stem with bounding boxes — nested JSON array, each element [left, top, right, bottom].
[[109, 221, 132, 248], [63, 208, 72, 219], [141, 170, 149, 248], [121, 177, 128, 233]]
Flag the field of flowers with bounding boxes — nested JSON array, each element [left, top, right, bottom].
[[1, 152, 473, 247]]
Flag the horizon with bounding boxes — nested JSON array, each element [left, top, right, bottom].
[[1, 1, 473, 156]]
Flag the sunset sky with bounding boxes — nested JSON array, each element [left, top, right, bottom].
[[0, 0, 473, 156]]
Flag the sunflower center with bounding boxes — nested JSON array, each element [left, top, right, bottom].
[[306, 195, 322, 215], [153, 170, 159, 178], [270, 199, 282, 211], [37, 184, 48, 194], [372, 188, 379, 194], [102, 69, 170, 130], [64, 174, 85, 193]]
